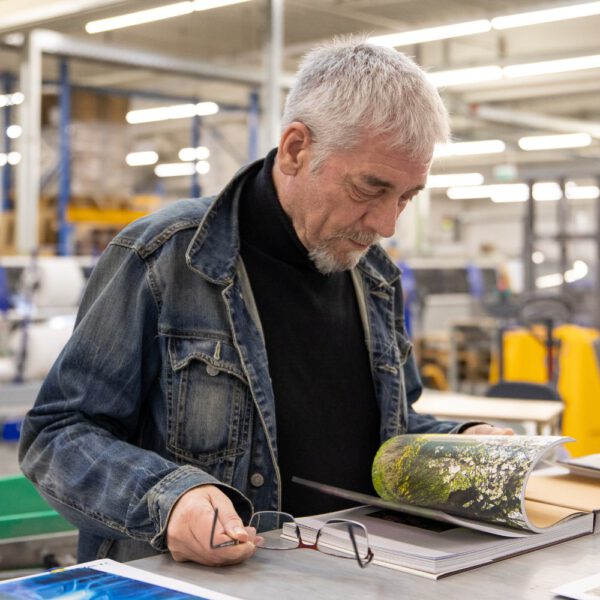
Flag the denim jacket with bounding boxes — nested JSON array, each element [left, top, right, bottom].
[[19, 158, 468, 563]]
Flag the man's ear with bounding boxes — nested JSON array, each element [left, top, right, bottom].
[[277, 122, 311, 176]]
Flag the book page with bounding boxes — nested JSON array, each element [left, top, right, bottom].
[[372, 434, 570, 532], [526, 474, 600, 512], [524, 498, 583, 528]]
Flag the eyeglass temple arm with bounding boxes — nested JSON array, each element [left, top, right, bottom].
[[318, 519, 374, 569]]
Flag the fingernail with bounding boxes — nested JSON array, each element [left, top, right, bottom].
[[234, 527, 246, 537]]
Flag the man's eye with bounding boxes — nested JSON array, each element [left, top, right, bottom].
[[357, 187, 382, 199]]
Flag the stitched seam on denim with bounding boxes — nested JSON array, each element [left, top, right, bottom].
[[145, 254, 163, 313], [159, 330, 234, 342]]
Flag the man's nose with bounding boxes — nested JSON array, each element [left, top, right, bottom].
[[363, 197, 399, 238]]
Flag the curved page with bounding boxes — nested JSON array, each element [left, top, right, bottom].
[[372, 434, 572, 533]]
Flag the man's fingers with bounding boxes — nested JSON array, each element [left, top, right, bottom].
[[207, 489, 250, 543], [462, 424, 515, 435]]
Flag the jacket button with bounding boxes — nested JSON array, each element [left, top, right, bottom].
[[250, 473, 264, 487]]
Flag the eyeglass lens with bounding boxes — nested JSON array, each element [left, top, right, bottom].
[[249, 511, 298, 549]]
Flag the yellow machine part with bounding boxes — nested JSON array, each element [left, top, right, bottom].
[[491, 325, 600, 457]]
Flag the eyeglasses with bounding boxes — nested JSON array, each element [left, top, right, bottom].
[[210, 509, 374, 568]]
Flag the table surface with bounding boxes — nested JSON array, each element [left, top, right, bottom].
[[415, 388, 564, 424], [130, 531, 600, 599]]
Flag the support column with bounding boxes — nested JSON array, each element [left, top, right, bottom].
[[557, 177, 568, 290], [263, 0, 283, 153], [190, 110, 201, 198], [248, 89, 260, 162], [58, 58, 71, 255], [523, 180, 535, 293], [16, 31, 42, 253], [1, 73, 13, 211]]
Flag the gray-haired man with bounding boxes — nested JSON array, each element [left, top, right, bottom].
[[20, 37, 512, 568]]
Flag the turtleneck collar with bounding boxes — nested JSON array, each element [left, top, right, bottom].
[[239, 148, 321, 272]]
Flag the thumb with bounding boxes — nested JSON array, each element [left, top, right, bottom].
[[211, 493, 249, 543]]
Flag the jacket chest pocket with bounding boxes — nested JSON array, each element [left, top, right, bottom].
[[166, 336, 253, 468]]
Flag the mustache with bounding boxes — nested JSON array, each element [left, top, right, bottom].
[[331, 230, 381, 246]]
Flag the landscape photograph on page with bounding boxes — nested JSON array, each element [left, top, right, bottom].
[[288, 434, 596, 577], [371, 434, 574, 533], [0, 559, 240, 600]]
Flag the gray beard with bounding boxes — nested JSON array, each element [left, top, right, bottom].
[[308, 245, 366, 274]]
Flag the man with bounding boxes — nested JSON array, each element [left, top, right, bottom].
[[19, 37, 511, 568]]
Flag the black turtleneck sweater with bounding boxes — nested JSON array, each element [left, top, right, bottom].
[[239, 150, 380, 517]]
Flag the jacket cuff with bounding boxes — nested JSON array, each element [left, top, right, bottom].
[[451, 421, 490, 434], [147, 465, 253, 551]]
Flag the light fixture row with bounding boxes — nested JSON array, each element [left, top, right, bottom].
[[435, 133, 593, 158], [85, 1, 600, 39], [86, 0, 251, 34], [429, 54, 600, 87], [444, 181, 600, 202], [369, 2, 600, 47]]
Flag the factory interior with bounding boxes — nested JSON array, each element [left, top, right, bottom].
[[0, 0, 600, 591]]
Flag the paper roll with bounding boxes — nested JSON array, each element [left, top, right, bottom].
[[27, 257, 86, 309]]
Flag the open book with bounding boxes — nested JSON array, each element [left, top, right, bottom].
[[289, 434, 597, 578], [557, 453, 600, 479]]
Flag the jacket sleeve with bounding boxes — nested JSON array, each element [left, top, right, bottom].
[[18, 243, 251, 552]]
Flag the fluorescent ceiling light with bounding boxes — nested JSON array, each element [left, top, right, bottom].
[[566, 182, 600, 199], [126, 102, 219, 124], [434, 139, 506, 158], [6, 125, 22, 139], [7, 152, 21, 166], [126, 151, 159, 166], [504, 55, 600, 78], [532, 251, 545, 264], [179, 146, 210, 161], [428, 65, 502, 87], [447, 183, 529, 202], [532, 182, 562, 202], [196, 160, 210, 175], [536, 273, 564, 289], [154, 162, 196, 178], [518, 133, 592, 151], [492, 2, 600, 30], [565, 260, 589, 282], [86, 0, 250, 33], [192, 0, 250, 11], [536, 260, 589, 289], [369, 19, 490, 47], [427, 173, 484, 188], [86, 2, 194, 33], [0, 92, 24, 107]]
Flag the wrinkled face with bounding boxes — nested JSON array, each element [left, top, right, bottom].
[[275, 128, 431, 274]]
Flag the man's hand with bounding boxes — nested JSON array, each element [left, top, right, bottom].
[[166, 485, 261, 567], [461, 424, 515, 435]]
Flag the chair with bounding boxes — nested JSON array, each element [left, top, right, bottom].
[[485, 381, 562, 402]]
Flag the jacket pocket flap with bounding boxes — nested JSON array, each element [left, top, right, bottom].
[[168, 337, 246, 382]]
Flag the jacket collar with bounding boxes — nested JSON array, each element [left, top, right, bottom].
[[186, 158, 264, 285]]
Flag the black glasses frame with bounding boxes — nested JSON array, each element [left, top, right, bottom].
[[209, 508, 374, 568]]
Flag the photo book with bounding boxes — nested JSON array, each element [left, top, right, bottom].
[[0, 558, 240, 599], [289, 434, 598, 578], [558, 453, 600, 479]]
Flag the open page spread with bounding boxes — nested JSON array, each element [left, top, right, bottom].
[[294, 434, 591, 537], [288, 435, 597, 577], [371, 434, 578, 533]]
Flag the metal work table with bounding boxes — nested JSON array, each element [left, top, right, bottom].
[[130, 531, 600, 599], [415, 388, 563, 435]]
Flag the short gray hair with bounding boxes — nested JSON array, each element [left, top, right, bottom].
[[282, 36, 450, 167]]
